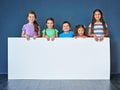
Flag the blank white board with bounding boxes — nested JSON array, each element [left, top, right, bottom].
[[8, 38, 110, 79]]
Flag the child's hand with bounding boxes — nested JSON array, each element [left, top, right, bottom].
[[93, 34, 98, 41], [45, 36, 50, 41], [25, 35, 30, 40], [51, 36, 55, 41], [33, 36, 37, 40], [100, 34, 105, 41], [83, 36, 86, 39], [74, 36, 77, 39]]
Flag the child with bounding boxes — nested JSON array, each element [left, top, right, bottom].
[[42, 18, 58, 41], [21, 11, 40, 40], [59, 21, 74, 38], [74, 25, 87, 38], [88, 9, 108, 41]]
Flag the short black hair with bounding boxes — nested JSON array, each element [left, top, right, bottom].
[[62, 21, 71, 28]]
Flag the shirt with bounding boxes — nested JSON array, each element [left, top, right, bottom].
[[59, 31, 74, 38], [22, 23, 37, 37], [42, 28, 59, 38]]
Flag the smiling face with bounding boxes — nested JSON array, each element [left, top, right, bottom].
[[27, 13, 36, 23], [62, 23, 71, 32], [46, 20, 54, 29], [78, 27, 85, 36], [94, 11, 101, 22]]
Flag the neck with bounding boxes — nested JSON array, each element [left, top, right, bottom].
[[48, 28, 53, 29], [29, 22, 34, 25], [79, 35, 85, 37], [64, 31, 69, 34], [96, 20, 100, 22]]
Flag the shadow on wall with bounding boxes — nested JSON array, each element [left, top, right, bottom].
[[110, 39, 119, 74]]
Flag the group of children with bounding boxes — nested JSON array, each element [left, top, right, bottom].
[[21, 9, 108, 41]]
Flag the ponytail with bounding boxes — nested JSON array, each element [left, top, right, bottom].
[[34, 21, 39, 34]]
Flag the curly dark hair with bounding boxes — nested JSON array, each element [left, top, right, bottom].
[[74, 25, 86, 36]]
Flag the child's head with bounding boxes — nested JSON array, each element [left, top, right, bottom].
[[27, 11, 39, 33], [92, 9, 103, 22], [62, 21, 71, 32], [27, 11, 36, 23], [74, 25, 86, 36], [46, 18, 55, 29]]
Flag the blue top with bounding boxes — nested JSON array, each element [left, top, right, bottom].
[[59, 31, 74, 38]]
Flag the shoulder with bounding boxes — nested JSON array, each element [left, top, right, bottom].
[[22, 23, 28, 30], [23, 23, 28, 27], [54, 29, 59, 32], [88, 23, 92, 26], [59, 32, 64, 37], [42, 29, 46, 33], [105, 22, 108, 27]]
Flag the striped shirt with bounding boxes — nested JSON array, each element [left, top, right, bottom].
[[89, 22, 107, 38]]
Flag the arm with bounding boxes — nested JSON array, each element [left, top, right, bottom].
[[42, 32, 50, 41], [100, 29, 108, 41], [21, 31, 30, 40], [51, 31, 58, 41], [88, 29, 98, 41], [55, 33, 58, 37], [102, 29, 108, 37], [21, 31, 25, 37], [88, 29, 95, 37]]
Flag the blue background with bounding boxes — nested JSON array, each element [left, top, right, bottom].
[[0, 0, 120, 74]]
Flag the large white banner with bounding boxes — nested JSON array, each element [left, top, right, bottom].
[[8, 38, 110, 79]]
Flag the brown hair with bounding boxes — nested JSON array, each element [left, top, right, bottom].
[[27, 11, 39, 34], [74, 25, 86, 36]]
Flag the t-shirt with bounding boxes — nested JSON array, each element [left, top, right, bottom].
[[22, 23, 37, 37], [42, 28, 59, 38], [89, 22, 108, 38], [59, 31, 74, 38]]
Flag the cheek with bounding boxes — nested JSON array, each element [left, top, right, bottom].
[[94, 15, 98, 18], [78, 31, 81, 34], [82, 31, 84, 34], [99, 15, 101, 18], [78, 31, 84, 34], [50, 24, 54, 26], [32, 17, 35, 20]]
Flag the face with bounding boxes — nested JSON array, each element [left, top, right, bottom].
[[62, 23, 71, 32], [78, 28, 85, 36], [94, 11, 101, 21], [46, 20, 54, 29], [27, 14, 36, 23]]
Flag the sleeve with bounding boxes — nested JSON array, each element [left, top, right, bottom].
[[88, 23, 92, 29], [22, 25, 26, 32], [55, 29, 59, 33], [105, 23, 108, 29], [42, 29, 45, 34]]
